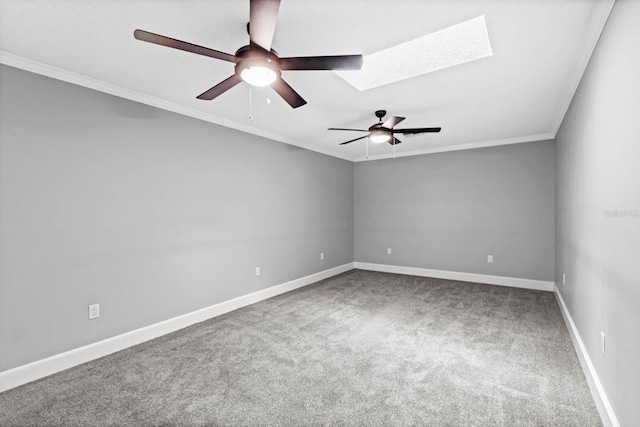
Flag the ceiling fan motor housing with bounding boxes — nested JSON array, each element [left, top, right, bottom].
[[235, 45, 282, 85], [369, 125, 392, 143], [330, 109, 440, 146]]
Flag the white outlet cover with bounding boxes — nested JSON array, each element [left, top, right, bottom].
[[487, 255, 493, 263], [387, 248, 392, 255], [320, 252, 324, 260], [255, 267, 260, 276], [563, 273, 566, 285], [88, 304, 100, 320]]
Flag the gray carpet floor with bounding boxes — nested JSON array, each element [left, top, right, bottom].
[[0, 269, 601, 426]]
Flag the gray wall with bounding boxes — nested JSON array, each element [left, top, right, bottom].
[[354, 142, 555, 281], [554, 0, 640, 424], [0, 65, 354, 371]]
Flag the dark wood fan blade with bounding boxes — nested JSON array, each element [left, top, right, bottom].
[[383, 116, 406, 129], [271, 78, 307, 108], [134, 29, 237, 63], [279, 55, 364, 70], [392, 127, 442, 134], [328, 128, 369, 132], [249, 0, 280, 51], [196, 74, 243, 100], [389, 137, 402, 145], [339, 135, 368, 145]]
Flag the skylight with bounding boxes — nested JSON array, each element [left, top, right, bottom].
[[334, 16, 493, 91]]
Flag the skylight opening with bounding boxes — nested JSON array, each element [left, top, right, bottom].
[[335, 15, 493, 91]]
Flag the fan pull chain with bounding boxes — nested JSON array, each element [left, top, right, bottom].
[[366, 137, 369, 159], [393, 137, 396, 159], [248, 87, 253, 121]]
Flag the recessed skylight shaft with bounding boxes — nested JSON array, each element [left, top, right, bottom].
[[335, 15, 493, 91]]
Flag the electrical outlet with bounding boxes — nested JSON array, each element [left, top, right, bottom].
[[487, 255, 493, 263], [255, 267, 261, 276], [601, 332, 606, 356], [563, 273, 566, 285], [88, 304, 100, 320], [320, 252, 324, 260], [387, 248, 392, 255]]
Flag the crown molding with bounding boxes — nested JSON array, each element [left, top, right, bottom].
[[0, 51, 353, 162], [549, 0, 616, 137], [3, 0, 614, 170], [353, 133, 554, 162]]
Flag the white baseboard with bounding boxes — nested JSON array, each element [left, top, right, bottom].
[[553, 284, 619, 427], [354, 262, 554, 292], [0, 263, 355, 393]]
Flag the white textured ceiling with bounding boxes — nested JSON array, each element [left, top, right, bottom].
[[0, 0, 614, 161]]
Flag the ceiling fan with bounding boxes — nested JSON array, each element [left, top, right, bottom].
[[134, 0, 363, 108], [329, 110, 442, 145]]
